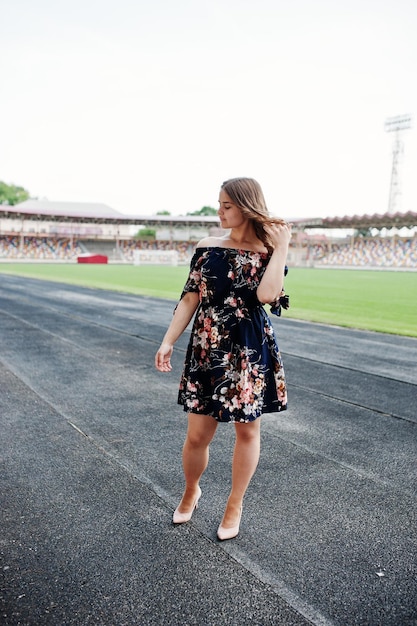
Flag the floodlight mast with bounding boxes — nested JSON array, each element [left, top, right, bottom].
[[385, 114, 412, 213]]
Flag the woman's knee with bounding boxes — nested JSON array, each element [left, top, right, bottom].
[[234, 419, 261, 444], [186, 413, 217, 447]]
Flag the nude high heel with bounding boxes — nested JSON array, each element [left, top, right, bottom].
[[172, 487, 202, 524], [217, 506, 242, 541]]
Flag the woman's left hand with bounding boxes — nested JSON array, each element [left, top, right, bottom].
[[265, 222, 292, 249], [256, 222, 292, 304]]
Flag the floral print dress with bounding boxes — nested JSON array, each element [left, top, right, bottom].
[[177, 247, 287, 423]]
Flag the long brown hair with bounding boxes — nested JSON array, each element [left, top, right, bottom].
[[221, 177, 286, 252]]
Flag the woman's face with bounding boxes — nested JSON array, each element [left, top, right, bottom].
[[218, 190, 246, 229]]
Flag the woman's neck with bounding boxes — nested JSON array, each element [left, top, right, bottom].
[[228, 223, 257, 246], [221, 224, 266, 252]]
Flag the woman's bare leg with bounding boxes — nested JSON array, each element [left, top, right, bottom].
[[220, 418, 261, 528], [176, 412, 218, 513]]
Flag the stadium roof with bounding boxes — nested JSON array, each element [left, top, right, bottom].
[[320, 211, 417, 230], [0, 200, 221, 227], [1, 199, 416, 231], [3, 200, 127, 221]]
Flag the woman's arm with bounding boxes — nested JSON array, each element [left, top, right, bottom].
[[256, 223, 292, 304], [155, 291, 200, 372]]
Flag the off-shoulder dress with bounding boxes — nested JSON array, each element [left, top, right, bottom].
[[177, 247, 287, 423]]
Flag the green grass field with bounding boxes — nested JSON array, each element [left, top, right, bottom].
[[1, 263, 416, 337]]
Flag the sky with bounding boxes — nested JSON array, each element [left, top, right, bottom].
[[1, 0, 417, 221]]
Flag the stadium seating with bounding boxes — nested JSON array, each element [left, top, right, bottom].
[[119, 240, 195, 263], [1, 235, 416, 269], [311, 237, 417, 268], [0, 236, 83, 260]]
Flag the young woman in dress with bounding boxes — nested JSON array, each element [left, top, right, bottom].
[[155, 177, 292, 540]]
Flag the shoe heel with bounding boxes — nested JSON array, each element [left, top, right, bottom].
[[217, 507, 242, 541], [173, 487, 202, 524]]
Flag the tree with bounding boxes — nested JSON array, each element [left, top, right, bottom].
[[135, 228, 156, 239], [354, 227, 373, 237], [0, 181, 30, 205], [156, 210, 171, 215], [187, 206, 217, 216]]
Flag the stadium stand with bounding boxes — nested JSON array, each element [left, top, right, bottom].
[[0, 236, 83, 260], [119, 240, 195, 263], [1, 200, 416, 269], [310, 237, 417, 268], [2, 234, 416, 268], [0, 235, 198, 264]]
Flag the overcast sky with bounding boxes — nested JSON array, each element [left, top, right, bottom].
[[1, 0, 416, 220]]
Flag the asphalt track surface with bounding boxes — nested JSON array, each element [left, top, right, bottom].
[[1, 274, 416, 626]]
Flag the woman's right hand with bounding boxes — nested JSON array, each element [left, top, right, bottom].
[[154, 292, 199, 372], [155, 343, 174, 372]]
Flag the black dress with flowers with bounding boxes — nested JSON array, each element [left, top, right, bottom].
[[177, 247, 287, 423]]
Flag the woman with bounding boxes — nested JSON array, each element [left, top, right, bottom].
[[155, 177, 291, 540]]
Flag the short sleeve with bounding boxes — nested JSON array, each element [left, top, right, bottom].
[[179, 249, 204, 300], [269, 265, 289, 317]]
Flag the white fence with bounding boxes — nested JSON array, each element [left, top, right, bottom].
[[133, 249, 179, 266]]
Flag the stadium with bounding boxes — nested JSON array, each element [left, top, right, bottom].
[[1, 203, 416, 625], [1, 198, 417, 269], [1, 197, 416, 623]]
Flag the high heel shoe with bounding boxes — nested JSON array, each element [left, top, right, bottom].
[[172, 487, 202, 524], [217, 506, 242, 541]]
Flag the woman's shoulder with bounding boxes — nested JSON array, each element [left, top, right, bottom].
[[194, 237, 267, 253], [195, 236, 224, 249]]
